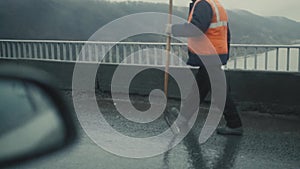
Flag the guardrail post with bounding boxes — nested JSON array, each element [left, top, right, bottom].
[[0, 42, 2, 57], [6, 43, 11, 58], [265, 48, 268, 70], [11, 42, 16, 58], [17, 43, 21, 58], [276, 48, 279, 71], [254, 47, 257, 70], [154, 46, 158, 65], [244, 47, 247, 70], [138, 45, 142, 64], [1, 42, 5, 58], [82, 45, 86, 61], [287, 48, 290, 71], [123, 45, 127, 64], [28, 43, 32, 59], [169, 45, 173, 66], [33, 43, 38, 59], [116, 45, 120, 63], [145, 45, 149, 65], [233, 47, 237, 69], [50, 43, 55, 60], [298, 48, 300, 72], [94, 44, 98, 62], [39, 43, 43, 59], [63, 43, 67, 61], [68, 43, 73, 61], [75, 44, 79, 61], [45, 43, 49, 59], [162, 46, 165, 65], [128, 45, 132, 64], [109, 46, 114, 63], [101, 45, 106, 63], [22, 43, 27, 58], [233, 58, 236, 69], [88, 44, 92, 62], [57, 43, 61, 60]]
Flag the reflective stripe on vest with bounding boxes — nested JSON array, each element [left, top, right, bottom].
[[209, 21, 228, 29], [188, 0, 228, 55]]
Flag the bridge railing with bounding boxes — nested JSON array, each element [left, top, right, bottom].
[[228, 44, 300, 72], [0, 40, 189, 66], [1, 39, 300, 72]]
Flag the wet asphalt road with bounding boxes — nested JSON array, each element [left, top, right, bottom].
[[6, 92, 300, 169]]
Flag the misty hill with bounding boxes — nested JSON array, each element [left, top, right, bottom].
[[0, 0, 300, 44], [228, 10, 300, 44]]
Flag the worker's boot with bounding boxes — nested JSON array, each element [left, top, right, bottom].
[[216, 126, 243, 136]]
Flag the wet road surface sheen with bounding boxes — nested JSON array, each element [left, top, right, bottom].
[[6, 92, 300, 169]]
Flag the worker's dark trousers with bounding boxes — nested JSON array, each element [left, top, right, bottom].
[[181, 66, 242, 128]]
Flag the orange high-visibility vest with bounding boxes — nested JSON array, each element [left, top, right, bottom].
[[188, 0, 228, 55]]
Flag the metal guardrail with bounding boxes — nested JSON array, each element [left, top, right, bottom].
[[0, 39, 300, 72], [0, 39, 188, 66], [228, 44, 300, 72]]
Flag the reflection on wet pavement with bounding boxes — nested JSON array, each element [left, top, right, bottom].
[[6, 92, 300, 169]]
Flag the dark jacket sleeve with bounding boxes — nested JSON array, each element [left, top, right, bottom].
[[172, 1, 213, 37], [227, 25, 231, 54]]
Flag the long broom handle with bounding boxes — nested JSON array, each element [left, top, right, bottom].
[[164, 0, 173, 97]]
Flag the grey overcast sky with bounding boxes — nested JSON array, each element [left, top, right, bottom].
[[109, 0, 300, 22]]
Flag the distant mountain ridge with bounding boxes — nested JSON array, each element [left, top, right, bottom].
[[0, 0, 300, 44], [228, 9, 300, 44]]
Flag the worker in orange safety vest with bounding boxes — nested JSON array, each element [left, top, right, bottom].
[[165, 0, 243, 135]]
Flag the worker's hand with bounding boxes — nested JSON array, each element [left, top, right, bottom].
[[165, 24, 172, 35]]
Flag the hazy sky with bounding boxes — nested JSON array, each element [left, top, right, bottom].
[[109, 0, 300, 22]]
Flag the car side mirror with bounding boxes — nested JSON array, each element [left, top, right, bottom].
[[0, 65, 77, 167]]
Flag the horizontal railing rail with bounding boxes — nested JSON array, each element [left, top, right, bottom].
[[228, 44, 300, 72], [0, 39, 299, 72]]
